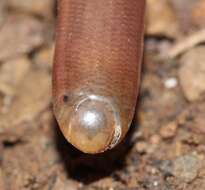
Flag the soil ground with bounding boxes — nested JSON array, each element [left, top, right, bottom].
[[1, 0, 205, 189]]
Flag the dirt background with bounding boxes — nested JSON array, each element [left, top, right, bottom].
[[0, 0, 205, 189]]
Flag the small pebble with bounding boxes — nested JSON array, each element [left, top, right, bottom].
[[164, 77, 178, 89], [157, 160, 173, 176], [0, 15, 44, 61], [7, 0, 55, 18], [172, 154, 199, 183], [160, 122, 177, 139], [0, 56, 30, 96], [135, 141, 148, 153], [146, 0, 179, 38], [0, 0, 7, 27], [149, 134, 161, 144], [179, 46, 205, 101], [33, 45, 54, 71]]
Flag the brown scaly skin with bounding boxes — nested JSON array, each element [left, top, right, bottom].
[[53, 0, 145, 154]]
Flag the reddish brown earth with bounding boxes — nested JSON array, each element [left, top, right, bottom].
[[0, 0, 205, 189]]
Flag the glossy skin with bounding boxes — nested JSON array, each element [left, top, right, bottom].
[[53, 0, 145, 154]]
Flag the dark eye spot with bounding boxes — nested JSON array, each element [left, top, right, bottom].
[[63, 95, 69, 103]]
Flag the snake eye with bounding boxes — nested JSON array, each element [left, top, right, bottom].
[[63, 95, 69, 103]]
